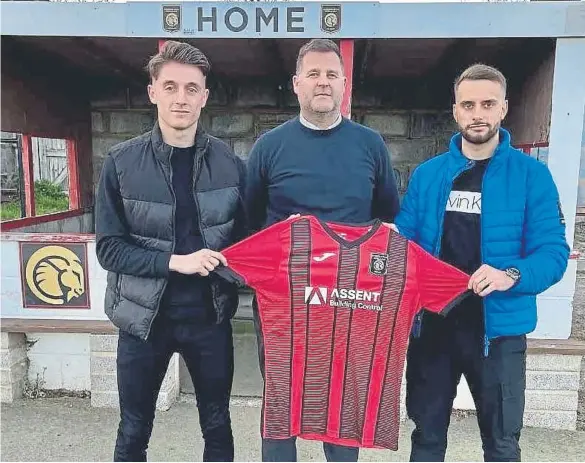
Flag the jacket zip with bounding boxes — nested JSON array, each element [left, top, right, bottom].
[[479, 154, 497, 358], [191, 139, 223, 322], [145, 146, 177, 340], [192, 140, 208, 247]]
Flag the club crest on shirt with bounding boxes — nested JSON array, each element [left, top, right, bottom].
[[369, 253, 388, 276]]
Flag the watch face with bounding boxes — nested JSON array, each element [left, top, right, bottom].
[[507, 268, 520, 279]]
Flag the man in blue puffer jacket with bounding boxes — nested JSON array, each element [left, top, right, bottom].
[[394, 64, 570, 462]]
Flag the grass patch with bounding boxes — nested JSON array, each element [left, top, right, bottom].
[[1, 180, 69, 221]]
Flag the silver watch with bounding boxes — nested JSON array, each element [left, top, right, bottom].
[[505, 267, 521, 285]]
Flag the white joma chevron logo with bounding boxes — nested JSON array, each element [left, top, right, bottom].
[[313, 252, 335, 262]]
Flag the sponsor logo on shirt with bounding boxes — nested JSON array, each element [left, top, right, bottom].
[[304, 286, 382, 312], [446, 191, 481, 214]]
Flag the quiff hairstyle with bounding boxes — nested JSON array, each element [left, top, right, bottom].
[[146, 40, 211, 82]]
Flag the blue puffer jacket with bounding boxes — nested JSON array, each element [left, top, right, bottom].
[[395, 128, 570, 351]]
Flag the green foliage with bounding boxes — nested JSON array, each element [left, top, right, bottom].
[[34, 180, 67, 201], [0, 201, 21, 221], [1, 180, 69, 221]]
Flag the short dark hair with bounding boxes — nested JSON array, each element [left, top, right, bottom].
[[296, 39, 344, 74], [454, 63, 507, 96], [146, 40, 211, 81]]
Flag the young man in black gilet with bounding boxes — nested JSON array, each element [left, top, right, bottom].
[[95, 41, 246, 462]]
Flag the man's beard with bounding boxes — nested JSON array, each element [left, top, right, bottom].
[[460, 122, 500, 145]]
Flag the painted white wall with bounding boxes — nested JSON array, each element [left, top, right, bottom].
[[531, 260, 578, 339], [27, 333, 91, 391]]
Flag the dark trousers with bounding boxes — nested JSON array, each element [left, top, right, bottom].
[[406, 311, 527, 462], [252, 297, 359, 462], [262, 437, 359, 462], [113, 318, 235, 462]]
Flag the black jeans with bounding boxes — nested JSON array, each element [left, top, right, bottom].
[[252, 297, 359, 462], [113, 317, 235, 462], [406, 311, 526, 462]]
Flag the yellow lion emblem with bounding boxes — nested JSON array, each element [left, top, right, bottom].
[[25, 246, 85, 305]]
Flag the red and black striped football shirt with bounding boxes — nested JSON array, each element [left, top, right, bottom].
[[219, 215, 470, 450]]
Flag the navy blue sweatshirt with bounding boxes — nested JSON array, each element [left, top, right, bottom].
[[245, 117, 400, 231]]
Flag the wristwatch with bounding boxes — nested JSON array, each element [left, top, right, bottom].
[[505, 267, 521, 286]]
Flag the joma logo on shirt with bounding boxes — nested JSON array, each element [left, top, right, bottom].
[[304, 287, 381, 305], [446, 191, 481, 214]]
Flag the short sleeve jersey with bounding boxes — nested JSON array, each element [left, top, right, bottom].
[[217, 215, 470, 450]]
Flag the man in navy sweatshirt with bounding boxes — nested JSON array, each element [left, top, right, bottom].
[[245, 38, 400, 462]]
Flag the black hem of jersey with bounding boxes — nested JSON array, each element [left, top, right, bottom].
[[438, 289, 473, 317], [312, 216, 382, 249], [214, 265, 246, 286]]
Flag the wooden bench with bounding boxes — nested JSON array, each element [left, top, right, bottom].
[[3, 316, 582, 351], [527, 338, 585, 355], [0, 318, 117, 334]]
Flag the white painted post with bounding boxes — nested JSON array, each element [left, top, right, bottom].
[[534, 38, 585, 339], [547, 38, 585, 249]]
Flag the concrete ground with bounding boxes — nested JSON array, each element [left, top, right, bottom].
[[2, 397, 585, 462]]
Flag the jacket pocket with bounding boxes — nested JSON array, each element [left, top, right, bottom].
[[500, 378, 525, 435]]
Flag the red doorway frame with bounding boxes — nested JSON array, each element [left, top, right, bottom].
[[1, 132, 83, 231]]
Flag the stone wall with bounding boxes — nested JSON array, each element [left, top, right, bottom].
[[573, 228, 585, 343], [90, 92, 455, 194], [0, 333, 27, 403]]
